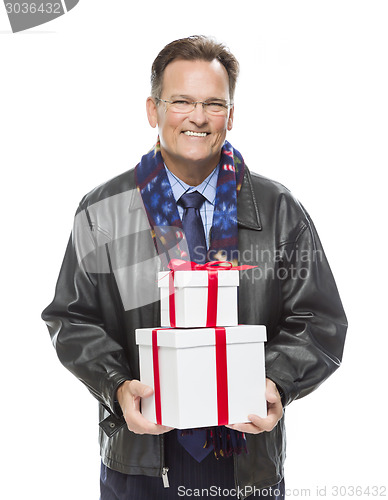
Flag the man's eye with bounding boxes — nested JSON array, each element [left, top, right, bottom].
[[172, 100, 190, 105], [207, 102, 226, 109]]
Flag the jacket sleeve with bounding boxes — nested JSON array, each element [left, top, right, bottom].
[[42, 209, 132, 417], [265, 208, 348, 407]]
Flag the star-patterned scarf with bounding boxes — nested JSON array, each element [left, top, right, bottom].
[[135, 139, 245, 268]]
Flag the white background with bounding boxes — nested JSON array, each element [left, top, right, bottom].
[[1, 1, 387, 499]]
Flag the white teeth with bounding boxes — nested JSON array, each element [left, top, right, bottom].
[[184, 131, 208, 137]]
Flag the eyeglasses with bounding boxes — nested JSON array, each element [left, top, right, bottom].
[[155, 98, 232, 116]]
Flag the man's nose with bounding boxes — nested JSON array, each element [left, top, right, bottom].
[[189, 102, 208, 125]]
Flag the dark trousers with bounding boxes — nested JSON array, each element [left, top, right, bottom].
[[100, 430, 285, 499]]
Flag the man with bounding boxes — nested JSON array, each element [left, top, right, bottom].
[[42, 36, 347, 499]]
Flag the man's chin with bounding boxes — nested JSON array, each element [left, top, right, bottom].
[[160, 144, 222, 174], [179, 145, 221, 164]]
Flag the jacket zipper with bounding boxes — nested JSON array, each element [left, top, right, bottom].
[[161, 467, 170, 488], [161, 434, 170, 488]]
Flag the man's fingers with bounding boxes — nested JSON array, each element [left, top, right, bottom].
[[248, 413, 278, 432], [226, 405, 282, 434], [125, 399, 173, 434], [127, 409, 173, 435], [225, 380, 284, 435], [226, 422, 264, 434], [120, 380, 174, 435]]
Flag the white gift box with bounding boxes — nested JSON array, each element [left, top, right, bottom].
[[135, 325, 267, 429], [158, 269, 239, 328]]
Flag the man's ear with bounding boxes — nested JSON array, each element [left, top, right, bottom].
[[146, 97, 158, 128], [227, 105, 234, 131]]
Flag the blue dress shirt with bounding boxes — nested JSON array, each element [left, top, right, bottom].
[[164, 165, 219, 249]]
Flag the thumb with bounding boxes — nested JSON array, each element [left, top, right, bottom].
[[265, 380, 280, 403], [130, 380, 154, 398]]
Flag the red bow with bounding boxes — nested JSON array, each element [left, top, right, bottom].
[[168, 258, 256, 272], [167, 260, 257, 327]]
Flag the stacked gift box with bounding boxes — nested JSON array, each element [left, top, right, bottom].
[[135, 262, 267, 429]]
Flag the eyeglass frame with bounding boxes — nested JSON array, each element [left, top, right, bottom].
[[154, 97, 233, 114]]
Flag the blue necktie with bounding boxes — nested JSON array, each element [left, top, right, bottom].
[[176, 191, 212, 462], [178, 191, 207, 265]]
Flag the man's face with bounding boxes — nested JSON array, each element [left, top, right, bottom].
[[147, 59, 234, 175]]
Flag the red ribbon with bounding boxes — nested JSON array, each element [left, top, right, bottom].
[[215, 327, 229, 425], [151, 327, 229, 426], [206, 269, 218, 327], [152, 329, 162, 425], [151, 328, 173, 425], [168, 270, 176, 327], [166, 260, 256, 327]]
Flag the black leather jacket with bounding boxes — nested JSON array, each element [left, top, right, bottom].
[[42, 165, 347, 498]]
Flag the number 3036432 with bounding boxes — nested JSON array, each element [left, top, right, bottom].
[[5, 3, 61, 14], [331, 485, 386, 496]]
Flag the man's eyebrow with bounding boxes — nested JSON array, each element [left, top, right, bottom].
[[169, 94, 195, 100]]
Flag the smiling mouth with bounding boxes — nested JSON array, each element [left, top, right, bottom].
[[183, 131, 209, 137]]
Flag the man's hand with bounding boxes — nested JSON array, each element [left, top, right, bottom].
[[116, 380, 174, 435], [226, 378, 283, 434]]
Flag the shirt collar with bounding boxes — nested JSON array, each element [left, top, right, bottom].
[[164, 164, 219, 205]]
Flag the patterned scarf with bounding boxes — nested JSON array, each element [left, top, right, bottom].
[[135, 139, 245, 267], [135, 138, 247, 458]]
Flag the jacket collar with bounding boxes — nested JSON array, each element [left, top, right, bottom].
[[237, 167, 262, 231]]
